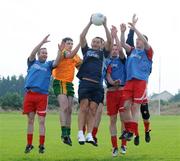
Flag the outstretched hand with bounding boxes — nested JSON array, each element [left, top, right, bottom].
[[132, 14, 138, 25], [114, 80, 120, 86], [58, 41, 65, 52], [41, 34, 50, 44], [103, 16, 107, 27], [111, 25, 118, 38], [128, 22, 136, 31], [89, 15, 93, 25], [120, 23, 126, 33]]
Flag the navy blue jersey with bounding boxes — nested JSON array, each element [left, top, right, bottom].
[[77, 44, 109, 82]]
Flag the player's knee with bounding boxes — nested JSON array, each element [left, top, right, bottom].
[[80, 100, 89, 110], [28, 117, 34, 125], [141, 104, 150, 120], [80, 105, 88, 113], [61, 104, 68, 112], [110, 120, 116, 126], [90, 107, 97, 116], [110, 116, 117, 125], [67, 107, 72, 115], [141, 110, 150, 120], [98, 106, 103, 115], [39, 118, 45, 126]]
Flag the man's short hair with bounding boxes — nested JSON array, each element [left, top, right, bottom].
[[62, 37, 73, 43], [94, 37, 104, 44], [38, 47, 47, 55]]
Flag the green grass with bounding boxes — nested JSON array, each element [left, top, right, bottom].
[[0, 112, 180, 161]]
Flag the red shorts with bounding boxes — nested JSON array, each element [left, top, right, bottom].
[[106, 89, 125, 116], [123, 79, 147, 104], [23, 91, 48, 116]]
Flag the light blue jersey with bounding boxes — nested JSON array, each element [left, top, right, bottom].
[[25, 59, 53, 94], [126, 49, 152, 82]]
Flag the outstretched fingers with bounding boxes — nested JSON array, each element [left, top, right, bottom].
[[58, 41, 65, 51]]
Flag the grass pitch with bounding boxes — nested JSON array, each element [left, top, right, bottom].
[[0, 112, 180, 161]]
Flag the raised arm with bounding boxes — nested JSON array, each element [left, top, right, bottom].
[[120, 24, 131, 53], [128, 22, 151, 50], [111, 25, 125, 59], [103, 17, 112, 51], [29, 34, 50, 61], [80, 16, 92, 48], [52, 41, 65, 68], [65, 43, 81, 59], [126, 14, 138, 47], [126, 29, 134, 47]]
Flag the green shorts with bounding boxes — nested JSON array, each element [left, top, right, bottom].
[[53, 79, 74, 97]]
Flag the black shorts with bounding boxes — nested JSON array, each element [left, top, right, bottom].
[[78, 80, 104, 105]]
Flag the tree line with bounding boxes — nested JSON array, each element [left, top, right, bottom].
[[0, 75, 58, 110], [0, 75, 179, 110]]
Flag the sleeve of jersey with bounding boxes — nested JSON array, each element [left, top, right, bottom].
[[48, 61, 54, 70], [126, 29, 135, 47], [146, 47, 153, 60], [27, 58, 35, 68], [75, 55, 82, 67], [81, 44, 89, 55]]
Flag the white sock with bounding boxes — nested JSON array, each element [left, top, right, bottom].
[[86, 133, 92, 138], [78, 130, 84, 136]]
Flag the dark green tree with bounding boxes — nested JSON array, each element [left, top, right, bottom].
[[0, 92, 22, 110]]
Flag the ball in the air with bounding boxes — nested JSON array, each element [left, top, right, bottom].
[[91, 13, 105, 26]]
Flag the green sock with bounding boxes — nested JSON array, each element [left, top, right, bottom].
[[67, 127, 71, 136], [61, 126, 67, 137]]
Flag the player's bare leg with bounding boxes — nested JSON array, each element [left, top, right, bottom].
[[38, 115, 46, 153], [86, 101, 98, 146], [120, 100, 134, 141], [131, 103, 141, 145], [58, 94, 72, 145], [65, 96, 73, 145], [141, 103, 151, 143], [92, 103, 103, 144], [78, 99, 89, 145], [25, 112, 35, 153], [110, 115, 118, 156], [119, 112, 127, 154]]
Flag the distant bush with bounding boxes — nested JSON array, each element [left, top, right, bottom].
[[0, 92, 22, 110]]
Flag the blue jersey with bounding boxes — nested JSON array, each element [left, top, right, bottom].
[[126, 49, 152, 82], [105, 57, 126, 87], [25, 59, 53, 94], [77, 44, 109, 82]]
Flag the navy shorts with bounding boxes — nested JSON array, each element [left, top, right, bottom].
[[78, 80, 104, 105]]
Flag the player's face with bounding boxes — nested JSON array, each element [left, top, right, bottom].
[[38, 48, 48, 62], [91, 38, 102, 50], [111, 45, 119, 57], [64, 40, 73, 51], [101, 40, 105, 49], [136, 38, 145, 49]]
